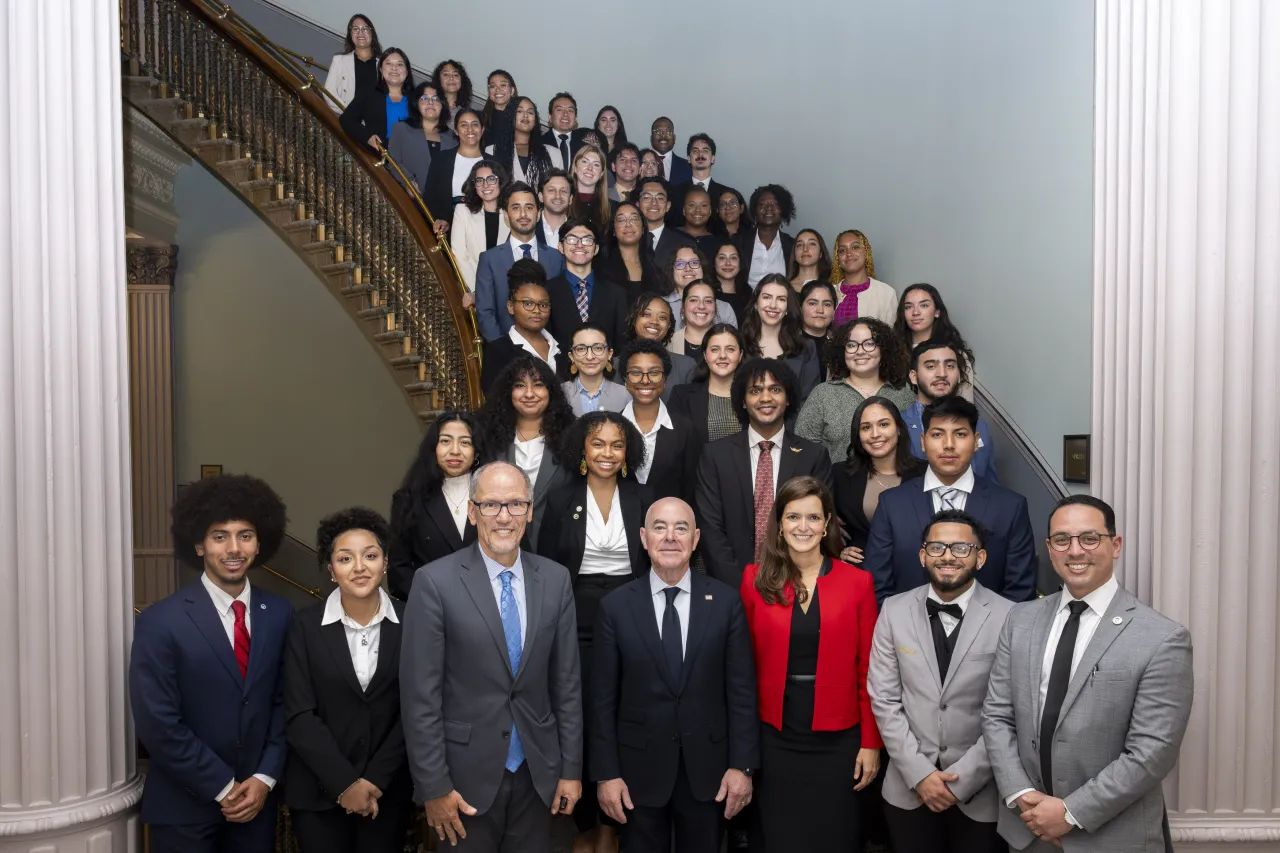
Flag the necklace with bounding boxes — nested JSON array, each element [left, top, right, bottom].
[[516, 426, 541, 442], [444, 489, 467, 518]]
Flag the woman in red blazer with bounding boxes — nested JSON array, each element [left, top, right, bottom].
[[740, 475, 882, 853]]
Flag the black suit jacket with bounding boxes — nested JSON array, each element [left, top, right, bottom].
[[422, 148, 469, 225], [666, 153, 693, 187], [536, 479, 651, 579], [651, 226, 696, 270], [546, 271, 630, 354], [283, 598, 411, 812], [735, 228, 795, 286], [694, 430, 834, 588], [667, 178, 738, 227], [666, 383, 712, 447], [645, 410, 700, 505], [388, 488, 477, 601], [832, 466, 872, 564], [479, 337, 566, 392], [339, 89, 408, 151], [541, 127, 590, 163], [589, 572, 759, 806]]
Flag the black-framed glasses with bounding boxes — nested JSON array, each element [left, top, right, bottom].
[[351, 25, 372, 34], [922, 541, 978, 558], [674, 259, 701, 270], [626, 367, 666, 383], [718, 199, 742, 209], [513, 299, 550, 312], [845, 339, 879, 353], [572, 343, 608, 357], [1048, 532, 1114, 552], [471, 500, 531, 517], [563, 235, 596, 247], [474, 175, 501, 186], [639, 192, 667, 203]]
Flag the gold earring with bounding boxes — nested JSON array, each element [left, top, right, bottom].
[[580, 457, 587, 475], [621, 462, 628, 478], [570, 362, 579, 375]]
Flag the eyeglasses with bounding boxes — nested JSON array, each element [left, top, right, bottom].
[[845, 339, 879, 353], [572, 343, 608, 356], [471, 500, 531, 517], [626, 368, 666, 383], [674, 259, 701, 270], [718, 200, 741, 209], [922, 541, 978, 558], [513, 299, 550, 312], [652, 129, 675, 138], [639, 193, 667, 203], [615, 214, 642, 226], [351, 25, 372, 34], [474, 175, 500, 186], [563, 235, 596, 247], [419, 95, 441, 104], [1048, 532, 1114, 551]]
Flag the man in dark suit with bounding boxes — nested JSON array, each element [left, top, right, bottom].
[[608, 143, 642, 203], [129, 474, 292, 853], [636, 176, 695, 269], [737, 184, 796, 289], [863, 395, 1037, 605], [540, 92, 588, 167], [591, 496, 759, 852], [545, 218, 629, 354], [650, 116, 692, 186], [475, 181, 566, 341], [400, 461, 583, 851], [668, 134, 737, 226], [620, 338, 700, 504], [695, 358, 834, 588]]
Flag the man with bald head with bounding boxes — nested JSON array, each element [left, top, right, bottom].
[[590, 498, 760, 853], [401, 461, 583, 853]]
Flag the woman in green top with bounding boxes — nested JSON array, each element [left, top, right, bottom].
[[794, 317, 914, 462]]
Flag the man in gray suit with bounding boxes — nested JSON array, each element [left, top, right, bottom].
[[401, 461, 583, 852], [982, 495, 1193, 851], [869, 509, 1013, 852]]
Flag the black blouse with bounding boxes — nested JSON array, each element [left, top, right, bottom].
[[353, 56, 377, 97], [484, 210, 501, 249]]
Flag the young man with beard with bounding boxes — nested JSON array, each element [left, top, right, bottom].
[[904, 339, 999, 481], [129, 475, 292, 853], [608, 143, 642, 203], [475, 181, 565, 341], [649, 116, 692, 185], [868, 510, 1014, 853], [863, 395, 1036, 606], [536, 169, 572, 250]]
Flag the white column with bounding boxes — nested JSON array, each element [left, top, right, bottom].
[[1092, 1, 1280, 849], [0, 0, 143, 849]]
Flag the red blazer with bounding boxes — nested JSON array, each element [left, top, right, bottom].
[[740, 560, 882, 748]]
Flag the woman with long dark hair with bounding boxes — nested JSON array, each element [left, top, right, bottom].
[[893, 282, 977, 400], [668, 323, 745, 447], [799, 281, 837, 382], [421, 107, 484, 228], [711, 238, 750, 323], [484, 96, 558, 187], [716, 187, 752, 241], [594, 105, 628, 153], [740, 274, 820, 404], [831, 396, 926, 566], [480, 69, 517, 148], [388, 81, 457, 196], [598, 202, 663, 297], [428, 59, 472, 129], [448, 159, 509, 298], [740, 476, 882, 853], [477, 355, 577, 551], [387, 412, 482, 600], [324, 14, 382, 110], [788, 229, 832, 292], [339, 47, 415, 150]]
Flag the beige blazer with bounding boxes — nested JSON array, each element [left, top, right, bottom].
[[836, 277, 898, 326], [323, 52, 358, 112], [450, 204, 509, 292]]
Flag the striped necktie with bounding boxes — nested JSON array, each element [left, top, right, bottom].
[[937, 487, 960, 510]]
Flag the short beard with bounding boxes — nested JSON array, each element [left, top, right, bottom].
[[929, 563, 977, 593], [920, 382, 955, 403]]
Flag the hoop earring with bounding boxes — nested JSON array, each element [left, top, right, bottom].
[[579, 457, 587, 475], [822, 526, 829, 538]]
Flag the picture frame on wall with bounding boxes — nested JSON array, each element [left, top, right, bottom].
[[1062, 435, 1090, 484], [200, 464, 223, 479]]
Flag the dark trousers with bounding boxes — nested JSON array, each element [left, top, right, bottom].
[[622, 766, 723, 853], [454, 763, 552, 853], [149, 798, 277, 853], [883, 801, 1005, 853], [291, 797, 413, 853]]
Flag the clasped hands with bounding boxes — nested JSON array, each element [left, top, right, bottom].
[[220, 777, 270, 823], [1017, 791, 1072, 846], [338, 777, 383, 819]]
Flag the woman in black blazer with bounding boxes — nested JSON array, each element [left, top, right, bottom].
[[667, 323, 746, 448], [284, 508, 411, 853], [536, 411, 650, 848], [338, 47, 414, 151], [831, 396, 926, 566], [421, 107, 485, 225], [387, 411, 481, 600]]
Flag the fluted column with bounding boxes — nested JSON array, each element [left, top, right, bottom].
[[0, 0, 143, 849], [1092, 1, 1280, 849]]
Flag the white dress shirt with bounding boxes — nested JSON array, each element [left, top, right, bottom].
[[509, 235, 540, 263], [660, 149, 673, 181], [926, 579, 977, 637], [201, 574, 276, 800], [540, 212, 564, 251], [1005, 575, 1121, 824], [747, 231, 786, 288], [320, 587, 399, 690], [507, 325, 560, 375], [622, 400, 673, 485], [581, 488, 632, 577], [441, 474, 470, 537], [691, 175, 711, 191], [452, 154, 482, 196], [748, 425, 784, 497], [924, 465, 976, 512], [649, 567, 692, 654], [482, 547, 528, 646], [648, 223, 665, 251], [513, 435, 545, 489]]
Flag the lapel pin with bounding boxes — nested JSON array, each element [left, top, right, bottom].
[[1112, 616, 1122, 624], [705, 594, 713, 600], [789, 446, 801, 453], [259, 603, 266, 610]]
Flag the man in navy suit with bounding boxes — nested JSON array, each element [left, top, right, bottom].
[[863, 395, 1037, 606], [475, 180, 566, 341], [129, 474, 293, 853], [649, 117, 692, 186]]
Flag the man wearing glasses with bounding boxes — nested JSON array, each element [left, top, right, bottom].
[[982, 495, 1193, 852], [863, 395, 1037, 605], [650, 116, 692, 185], [400, 461, 583, 853], [545, 218, 629, 354], [868, 509, 1014, 853]]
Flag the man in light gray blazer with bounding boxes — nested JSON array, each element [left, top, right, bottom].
[[400, 461, 583, 851], [869, 509, 1013, 852], [982, 495, 1193, 852]]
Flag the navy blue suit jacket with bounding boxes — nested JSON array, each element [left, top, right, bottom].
[[862, 475, 1037, 606], [475, 241, 566, 341], [129, 580, 292, 824]]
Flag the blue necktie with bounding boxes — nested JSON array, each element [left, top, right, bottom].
[[499, 571, 525, 772], [520, 243, 533, 259]]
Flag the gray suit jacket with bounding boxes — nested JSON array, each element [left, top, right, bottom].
[[981, 585, 1193, 851], [399, 543, 582, 813], [560, 379, 631, 416], [869, 583, 1014, 822]]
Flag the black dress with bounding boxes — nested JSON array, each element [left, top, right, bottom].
[[757, 565, 862, 853]]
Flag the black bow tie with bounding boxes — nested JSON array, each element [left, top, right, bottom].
[[926, 599, 963, 620]]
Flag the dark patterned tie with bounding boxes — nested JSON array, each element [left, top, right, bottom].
[[1040, 600, 1089, 794], [753, 440, 775, 556], [575, 277, 590, 321]]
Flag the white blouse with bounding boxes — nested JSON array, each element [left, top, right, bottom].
[[441, 474, 470, 537], [452, 154, 482, 196], [320, 588, 399, 691], [580, 488, 632, 577], [513, 435, 545, 488]]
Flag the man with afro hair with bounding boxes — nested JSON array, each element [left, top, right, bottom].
[[129, 473, 292, 853]]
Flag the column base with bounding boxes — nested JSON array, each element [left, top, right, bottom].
[[1172, 815, 1280, 852], [0, 777, 143, 853]]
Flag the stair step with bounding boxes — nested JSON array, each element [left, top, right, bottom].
[[404, 381, 436, 395], [168, 117, 210, 146], [300, 239, 337, 259], [122, 74, 161, 102], [239, 177, 278, 204], [417, 409, 445, 424], [389, 354, 423, 367], [193, 137, 234, 153], [339, 284, 370, 299], [375, 330, 407, 344], [323, 261, 357, 275], [281, 219, 317, 245], [216, 157, 254, 184], [357, 306, 391, 320]]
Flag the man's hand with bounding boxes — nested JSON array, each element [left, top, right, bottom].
[[461, 292, 475, 309], [425, 790, 477, 847], [914, 770, 959, 812], [551, 779, 582, 815], [714, 769, 753, 819], [1021, 794, 1073, 842], [221, 777, 270, 823], [338, 778, 381, 817], [853, 748, 881, 791], [597, 778, 634, 824]]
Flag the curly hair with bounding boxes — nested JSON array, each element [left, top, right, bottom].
[[172, 474, 288, 569], [748, 184, 796, 225], [477, 355, 578, 468], [731, 357, 800, 423], [558, 411, 648, 479], [829, 229, 876, 283], [461, 158, 510, 214], [825, 317, 907, 385], [390, 411, 482, 541], [754, 476, 844, 605], [622, 292, 676, 347], [894, 283, 975, 369], [740, 274, 808, 358], [787, 229, 832, 284], [481, 69, 517, 126], [316, 506, 390, 570], [620, 336, 674, 377], [843, 396, 929, 479], [429, 59, 473, 122]]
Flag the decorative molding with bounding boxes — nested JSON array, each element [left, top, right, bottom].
[[126, 244, 178, 286], [1170, 817, 1280, 843], [129, 162, 174, 206], [0, 778, 144, 837]]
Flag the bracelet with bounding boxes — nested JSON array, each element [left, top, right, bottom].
[[336, 780, 359, 805]]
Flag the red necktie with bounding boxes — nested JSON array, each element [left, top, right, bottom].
[[231, 600, 251, 678], [753, 440, 775, 557]]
